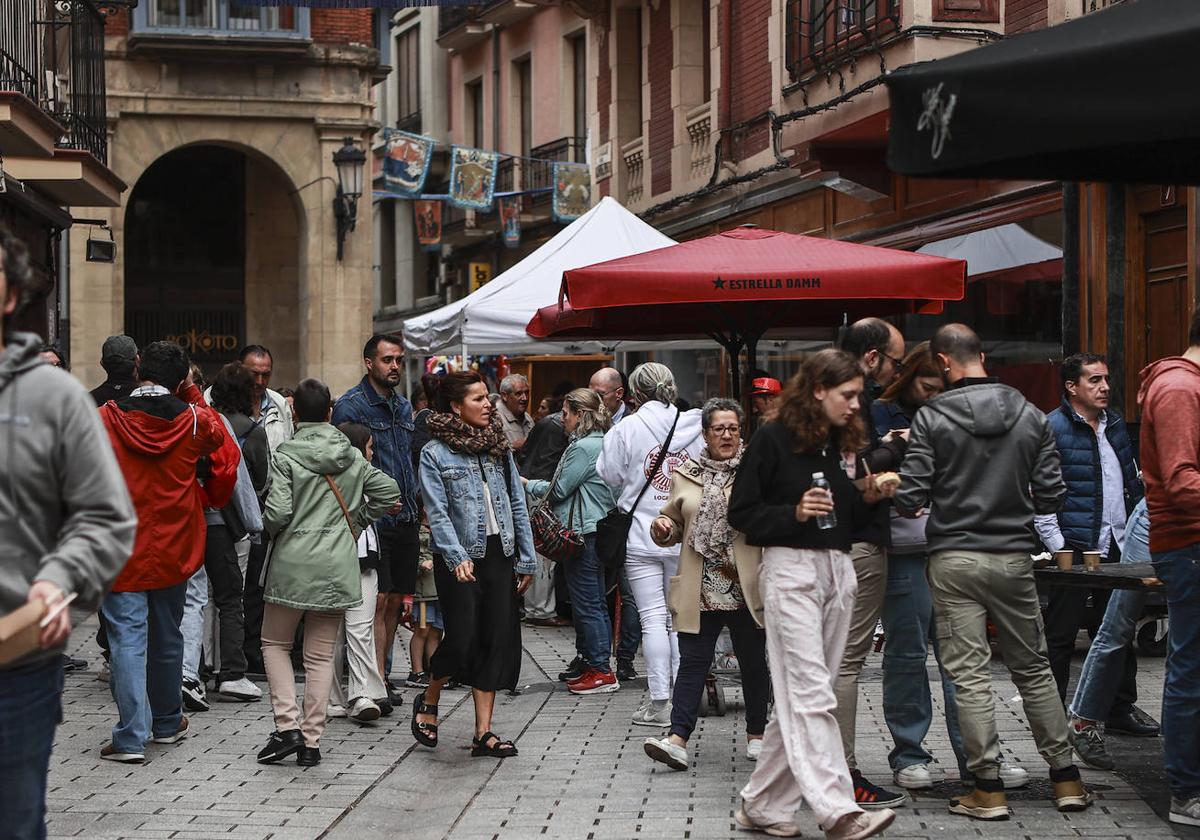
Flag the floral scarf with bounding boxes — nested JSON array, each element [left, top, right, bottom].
[[687, 448, 742, 571], [426, 411, 510, 459]]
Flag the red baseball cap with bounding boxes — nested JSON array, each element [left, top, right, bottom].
[[751, 377, 782, 396]]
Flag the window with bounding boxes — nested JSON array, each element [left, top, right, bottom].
[[786, 0, 897, 79], [395, 25, 421, 132], [701, 0, 711, 103], [516, 57, 532, 158], [571, 34, 587, 141], [466, 79, 484, 147], [377, 200, 397, 310], [635, 10, 644, 130], [138, 0, 307, 37]]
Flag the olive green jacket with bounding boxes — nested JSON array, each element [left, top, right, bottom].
[[263, 423, 401, 611]]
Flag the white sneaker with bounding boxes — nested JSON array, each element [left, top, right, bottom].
[[631, 700, 672, 727], [1170, 796, 1200, 827], [217, 677, 262, 701], [824, 808, 896, 840], [894, 762, 946, 790], [327, 704, 347, 718], [999, 763, 1029, 789], [643, 737, 688, 770], [349, 697, 381, 723], [746, 738, 764, 761]]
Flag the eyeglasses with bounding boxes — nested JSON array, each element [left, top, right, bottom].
[[708, 425, 741, 437], [882, 352, 904, 370]]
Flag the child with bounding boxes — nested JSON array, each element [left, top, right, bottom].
[[403, 518, 443, 688]]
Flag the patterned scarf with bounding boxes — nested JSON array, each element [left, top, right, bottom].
[[688, 448, 742, 570], [426, 411, 510, 459]]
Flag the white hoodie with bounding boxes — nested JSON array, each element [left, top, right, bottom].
[[597, 400, 704, 558]]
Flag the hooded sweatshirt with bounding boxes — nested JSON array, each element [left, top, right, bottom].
[[897, 380, 1065, 554], [1137, 356, 1200, 552], [100, 382, 226, 592], [1, 332, 136, 668], [262, 422, 400, 611], [596, 400, 704, 558]]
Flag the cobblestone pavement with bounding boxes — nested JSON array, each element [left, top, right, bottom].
[[47, 615, 1192, 840]]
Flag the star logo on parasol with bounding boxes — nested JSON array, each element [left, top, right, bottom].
[[713, 277, 726, 289]]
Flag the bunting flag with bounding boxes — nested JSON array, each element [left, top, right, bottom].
[[552, 162, 592, 222], [383, 129, 435, 196], [237, 0, 473, 8], [499, 197, 521, 249], [414, 200, 442, 251], [449, 146, 498, 211]]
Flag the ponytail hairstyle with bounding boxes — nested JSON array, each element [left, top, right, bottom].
[[628, 362, 678, 407], [562, 387, 611, 438], [775, 348, 867, 454]]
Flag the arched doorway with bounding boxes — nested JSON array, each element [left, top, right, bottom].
[[124, 144, 301, 382]]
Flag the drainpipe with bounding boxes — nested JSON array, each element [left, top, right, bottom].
[[719, 0, 732, 132]]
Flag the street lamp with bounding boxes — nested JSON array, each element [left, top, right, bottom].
[[333, 136, 367, 261]]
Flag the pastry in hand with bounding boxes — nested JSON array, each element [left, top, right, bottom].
[[873, 471, 901, 491]]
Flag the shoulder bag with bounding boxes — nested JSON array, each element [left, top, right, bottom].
[[529, 450, 584, 563], [595, 409, 679, 572], [324, 474, 358, 541]]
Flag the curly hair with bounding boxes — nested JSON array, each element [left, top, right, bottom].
[[210, 362, 256, 416], [775, 348, 867, 454]]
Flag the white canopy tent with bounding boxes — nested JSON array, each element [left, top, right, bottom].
[[916, 222, 1062, 276], [403, 196, 684, 357]]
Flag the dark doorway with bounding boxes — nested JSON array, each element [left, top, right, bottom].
[[125, 145, 246, 373]]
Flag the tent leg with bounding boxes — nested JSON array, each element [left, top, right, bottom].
[[404, 355, 414, 401], [744, 331, 763, 433]]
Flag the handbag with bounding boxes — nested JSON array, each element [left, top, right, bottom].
[[595, 409, 680, 572], [528, 448, 584, 563]]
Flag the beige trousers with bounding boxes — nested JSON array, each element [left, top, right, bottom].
[[928, 550, 1074, 778], [832, 541, 887, 770], [740, 547, 863, 829], [262, 603, 344, 748]]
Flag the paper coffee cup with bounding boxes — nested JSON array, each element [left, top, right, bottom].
[[1083, 550, 1102, 571], [1054, 550, 1075, 571]]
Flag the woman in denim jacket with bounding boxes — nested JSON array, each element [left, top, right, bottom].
[[415, 370, 536, 758]]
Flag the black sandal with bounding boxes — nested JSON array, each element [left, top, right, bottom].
[[411, 692, 439, 748], [471, 731, 518, 758]]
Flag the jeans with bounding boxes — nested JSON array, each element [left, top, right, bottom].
[[205, 524, 248, 682], [0, 657, 63, 840], [626, 552, 680, 700], [180, 566, 209, 682], [671, 608, 769, 742], [101, 582, 188, 753], [1070, 584, 1148, 723], [833, 542, 887, 770], [881, 552, 967, 776], [564, 535, 612, 671], [1151, 543, 1200, 798], [615, 569, 641, 665]]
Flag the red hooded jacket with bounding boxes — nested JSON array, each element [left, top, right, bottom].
[[1137, 356, 1200, 553], [100, 383, 230, 592]]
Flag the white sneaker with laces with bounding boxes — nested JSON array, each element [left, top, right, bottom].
[[643, 737, 688, 770], [1170, 796, 1200, 827], [327, 704, 347, 718], [746, 738, 763, 761], [631, 700, 672, 727], [217, 677, 262, 701], [894, 762, 946, 790], [349, 697, 382, 723], [999, 763, 1029, 789]]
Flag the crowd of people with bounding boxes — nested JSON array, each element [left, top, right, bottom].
[[2, 217, 1199, 839]]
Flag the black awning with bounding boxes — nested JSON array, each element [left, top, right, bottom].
[[885, 0, 1200, 184]]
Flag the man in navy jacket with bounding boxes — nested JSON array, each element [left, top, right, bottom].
[[1034, 354, 1156, 739]]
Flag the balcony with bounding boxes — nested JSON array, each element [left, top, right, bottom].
[[685, 104, 714, 182], [526, 136, 586, 202], [129, 0, 311, 54], [437, 2, 499, 51], [621, 137, 645, 206], [785, 0, 900, 83], [1083, 0, 1124, 10], [396, 110, 422, 135]]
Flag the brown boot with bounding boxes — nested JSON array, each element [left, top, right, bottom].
[[948, 788, 1010, 821], [1053, 779, 1094, 812]]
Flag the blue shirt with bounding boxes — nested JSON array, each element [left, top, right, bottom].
[[331, 376, 417, 526]]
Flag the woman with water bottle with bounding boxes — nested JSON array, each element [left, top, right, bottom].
[[727, 348, 898, 840]]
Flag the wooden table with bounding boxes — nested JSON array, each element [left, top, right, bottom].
[[1034, 562, 1162, 591]]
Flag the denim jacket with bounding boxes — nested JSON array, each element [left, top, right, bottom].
[[418, 439, 538, 575], [331, 376, 417, 526]]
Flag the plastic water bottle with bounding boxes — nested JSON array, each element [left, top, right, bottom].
[[812, 472, 837, 530]]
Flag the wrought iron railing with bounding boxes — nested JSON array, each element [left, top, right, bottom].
[[1083, 0, 1124, 11], [396, 110, 422, 135], [62, 0, 108, 163], [785, 0, 900, 81], [1, 0, 43, 105], [495, 156, 516, 193], [437, 1, 509, 37], [525, 136, 586, 196]]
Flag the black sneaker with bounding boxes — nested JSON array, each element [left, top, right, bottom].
[[257, 729, 304, 764], [181, 677, 210, 713], [852, 770, 908, 810], [61, 654, 88, 672], [558, 656, 586, 682], [616, 661, 638, 682], [405, 671, 430, 688], [296, 746, 321, 767], [375, 697, 394, 717]]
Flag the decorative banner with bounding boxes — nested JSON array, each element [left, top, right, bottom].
[[552, 162, 592, 222], [499, 197, 521, 249], [237, 0, 477, 9], [414, 200, 442, 251], [383, 129, 435, 196], [449, 146, 498, 211]]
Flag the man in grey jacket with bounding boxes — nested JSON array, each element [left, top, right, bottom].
[[0, 224, 137, 837], [896, 324, 1089, 822]]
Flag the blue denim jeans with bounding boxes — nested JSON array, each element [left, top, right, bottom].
[[881, 552, 968, 775], [564, 535, 613, 671], [1151, 543, 1200, 798], [101, 582, 188, 753], [180, 566, 209, 683], [0, 657, 63, 840], [615, 568, 641, 666]]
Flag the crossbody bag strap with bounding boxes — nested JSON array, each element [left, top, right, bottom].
[[324, 474, 356, 535], [628, 408, 680, 514]]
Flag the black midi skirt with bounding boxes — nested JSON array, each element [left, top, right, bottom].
[[429, 535, 522, 691]]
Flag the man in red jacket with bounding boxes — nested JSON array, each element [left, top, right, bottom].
[[98, 341, 230, 763], [1138, 308, 1200, 827]]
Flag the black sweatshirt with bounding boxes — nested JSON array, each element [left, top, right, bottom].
[[728, 421, 874, 552]]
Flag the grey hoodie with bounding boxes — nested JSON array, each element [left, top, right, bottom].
[[1, 332, 137, 668], [897, 380, 1065, 554]]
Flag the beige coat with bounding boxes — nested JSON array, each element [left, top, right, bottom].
[[653, 458, 763, 635]]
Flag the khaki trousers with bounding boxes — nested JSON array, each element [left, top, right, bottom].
[[262, 604, 344, 748], [927, 550, 1074, 778], [832, 542, 887, 769], [740, 548, 863, 829]]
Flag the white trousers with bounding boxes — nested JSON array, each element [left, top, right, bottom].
[[625, 552, 680, 701], [740, 547, 863, 830], [330, 569, 387, 706], [523, 553, 557, 620]]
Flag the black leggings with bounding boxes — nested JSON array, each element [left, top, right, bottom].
[[670, 608, 770, 741]]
